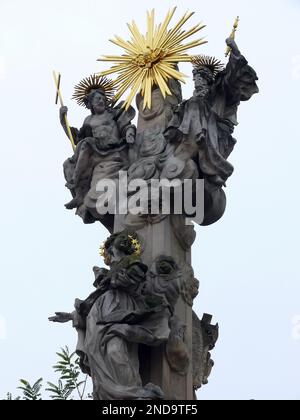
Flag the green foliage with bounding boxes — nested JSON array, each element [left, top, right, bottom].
[[4, 346, 90, 400], [18, 378, 43, 400], [47, 346, 88, 400], [45, 380, 75, 400]]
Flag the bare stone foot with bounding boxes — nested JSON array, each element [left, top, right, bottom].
[[65, 180, 76, 190], [65, 196, 82, 210]]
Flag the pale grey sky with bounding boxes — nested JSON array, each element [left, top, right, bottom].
[[0, 0, 299, 400]]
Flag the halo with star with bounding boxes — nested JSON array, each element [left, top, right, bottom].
[[97, 7, 207, 110], [72, 74, 115, 107], [99, 235, 141, 263], [191, 55, 224, 78]]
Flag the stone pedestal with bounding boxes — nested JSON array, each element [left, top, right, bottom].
[[115, 207, 194, 398]]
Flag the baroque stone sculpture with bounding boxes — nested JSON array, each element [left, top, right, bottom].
[[50, 9, 258, 400]]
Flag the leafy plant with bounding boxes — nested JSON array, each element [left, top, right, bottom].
[[4, 346, 90, 400], [47, 346, 88, 400], [18, 378, 43, 400], [45, 379, 75, 400]]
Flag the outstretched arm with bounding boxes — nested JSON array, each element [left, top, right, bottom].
[[49, 304, 86, 330], [48, 311, 73, 323]]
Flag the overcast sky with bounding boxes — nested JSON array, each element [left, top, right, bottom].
[[0, 0, 299, 400]]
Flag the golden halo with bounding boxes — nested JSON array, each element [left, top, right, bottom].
[[128, 235, 142, 256], [72, 74, 115, 107], [99, 235, 142, 262]]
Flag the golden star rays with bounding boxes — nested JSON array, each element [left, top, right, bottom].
[[97, 7, 207, 110], [191, 55, 224, 78], [72, 74, 115, 107]]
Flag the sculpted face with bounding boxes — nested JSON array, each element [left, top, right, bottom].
[[193, 71, 210, 91], [89, 90, 106, 114]]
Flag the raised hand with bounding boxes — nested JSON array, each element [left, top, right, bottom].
[[226, 38, 241, 57], [59, 106, 68, 123]]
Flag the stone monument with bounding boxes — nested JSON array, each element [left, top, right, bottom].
[[50, 9, 258, 400]]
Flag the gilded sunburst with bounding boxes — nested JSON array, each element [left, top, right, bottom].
[[97, 7, 207, 110]]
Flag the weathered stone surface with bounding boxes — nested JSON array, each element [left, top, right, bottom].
[[51, 37, 258, 400]]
